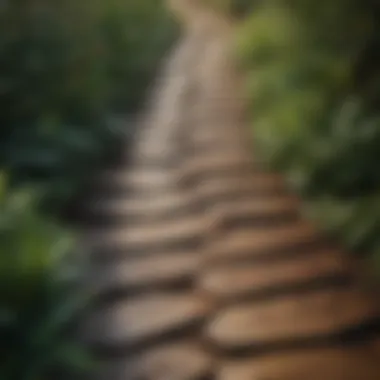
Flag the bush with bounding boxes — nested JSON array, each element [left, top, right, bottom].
[[0, 1, 178, 378], [203, 0, 258, 18], [236, 0, 380, 268], [0, 0, 178, 215], [0, 173, 91, 379]]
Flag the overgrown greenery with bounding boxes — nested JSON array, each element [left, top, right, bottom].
[[235, 0, 380, 270], [0, 174, 92, 379], [204, 0, 256, 18], [0, 0, 178, 215], [0, 0, 178, 378]]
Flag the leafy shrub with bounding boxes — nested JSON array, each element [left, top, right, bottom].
[[104, 0, 179, 113], [0, 2, 178, 378], [203, 0, 257, 18], [0, 0, 178, 215], [235, 0, 380, 267], [0, 173, 91, 379]]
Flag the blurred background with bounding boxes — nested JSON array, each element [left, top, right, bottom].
[[1, 0, 379, 379]]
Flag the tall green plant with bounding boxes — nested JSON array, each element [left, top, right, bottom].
[[0, 0, 178, 215], [236, 1, 380, 267], [0, 173, 92, 379]]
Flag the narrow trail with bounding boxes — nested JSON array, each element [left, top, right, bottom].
[[80, 2, 380, 379]]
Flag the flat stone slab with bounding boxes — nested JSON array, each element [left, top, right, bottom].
[[206, 287, 377, 351], [84, 294, 209, 349]]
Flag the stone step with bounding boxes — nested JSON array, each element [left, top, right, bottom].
[[218, 344, 380, 380], [88, 215, 203, 251], [134, 139, 180, 162], [193, 138, 248, 155], [84, 294, 209, 351], [89, 253, 201, 297], [187, 153, 254, 174], [194, 141, 250, 155], [207, 196, 300, 228], [92, 343, 212, 380], [193, 173, 288, 199], [207, 221, 319, 263], [192, 128, 244, 142], [200, 249, 350, 301], [87, 237, 202, 263], [193, 129, 244, 144], [130, 154, 185, 170], [98, 167, 183, 189], [191, 149, 253, 165], [139, 343, 212, 380], [88, 191, 195, 219], [206, 287, 377, 352]]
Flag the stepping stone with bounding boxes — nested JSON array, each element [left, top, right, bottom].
[[218, 344, 380, 380], [84, 294, 209, 350], [207, 196, 299, 225], [194, 181, 262, 204], [252, 172, 289, 192], [206, 287, 377, 351], [188, 153, 254, 173], [92, 343, 212, 380], [194, 139, 247, 153], [195, 177, 257, 198], [195, 142, 249, 155], [133, 154, 185, 170], [141, 343, 213, 380], [192, 150, 253, 165], [136, 139, 180, 160], [194, 128, 242, 143], [194, 173, 288, 199], [89, 215, 203, 249], [199, 249, 350, 300], [89, 253, 201, 295], [99, 168, 182, 188], [192, 133, 245, 147], [207, 221, 319, 263], [89, 191, 194, 218]]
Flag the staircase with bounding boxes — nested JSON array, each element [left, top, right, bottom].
[[79, 2, 380, 379]]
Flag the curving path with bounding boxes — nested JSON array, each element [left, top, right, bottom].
[[81, 1, 380, 379]]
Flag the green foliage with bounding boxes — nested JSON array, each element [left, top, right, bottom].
[[204, 0, 258, 18], [237, 1, 380, 264], [0, 0, 177, 214], [0, 174, 92, 379], [0, 1, 177, 378], [102, 0, 178, 112]]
